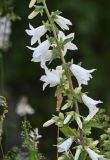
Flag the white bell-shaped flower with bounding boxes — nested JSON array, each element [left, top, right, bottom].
[[70, 64, 96, 86], [31, 50, 52, 64], [16, 96, 35, 116], [27, 39, 51, 64], [26, 24, 47, 45], [82, 94, 102, 121], [16, 103, 35, 116], [58, 31, 77, 56], [55, 15, 72, 30], [57, 138, 73, 153], [85, 147, 103, 160], [40, 65, 63, 90]]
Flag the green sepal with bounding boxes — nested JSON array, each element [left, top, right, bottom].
[[34, 5, 44, 16], [63, 37, 74, 45], [51, 10, 62, 20], [43, 20, 52, 32]]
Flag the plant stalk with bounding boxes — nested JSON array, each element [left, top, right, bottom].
[[43, 0, 84, 156]]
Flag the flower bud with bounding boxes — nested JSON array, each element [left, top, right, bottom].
[[28, 10, 39, 19], [61, 103, 70, 110], [43, 119, 55, 127], [29, 0, 36, 8], [64, 114, 72, 125], [75, 113, 82, 129]]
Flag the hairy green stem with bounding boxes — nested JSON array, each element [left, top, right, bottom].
[[75, 101, 84, 145]]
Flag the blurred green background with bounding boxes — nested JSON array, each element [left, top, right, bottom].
[[0, 0, 110, 159]]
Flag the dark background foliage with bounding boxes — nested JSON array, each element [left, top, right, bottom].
[[0, 0, 110, 159]]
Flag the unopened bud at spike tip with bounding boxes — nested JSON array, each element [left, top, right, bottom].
[[29, 0, 36, 8]]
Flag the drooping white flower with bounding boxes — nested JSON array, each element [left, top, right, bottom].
[[58, 31, 77, 56], [55, 15, 72, 30], [57, 138, 73, 153], [82, 94, 103, 121], [74, 145, 82, 160], [26, 24, 47, 45], [29, 0, 36, 8], [70, 64, 96, 86], [85, 147, 103, 160], [0, 15, 11, 51], [27, 39, 52, 64], [31, 50, 52, 64], [16, 96, 35, 116], [40, 65, 63, 90]]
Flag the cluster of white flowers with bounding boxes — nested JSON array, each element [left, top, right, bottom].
[[26, 0, 104, 159], [0, 14, 11, 51], [29, 128, 42, 148], [57, 139, 104, 160]]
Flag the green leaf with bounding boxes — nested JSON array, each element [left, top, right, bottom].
[[60, 127, 77, 137], [84, 120, 102, 129]]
